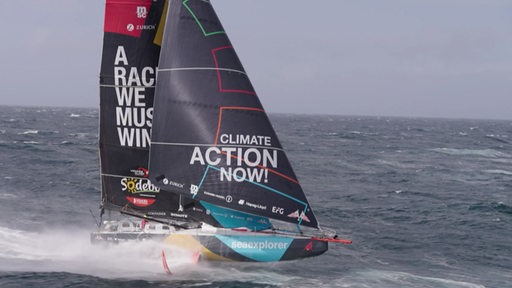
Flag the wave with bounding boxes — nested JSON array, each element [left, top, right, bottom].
[[469, 202, 512, 216], [432, 148, 511, 158], [334, 270, 486, 288], [485, 134, 509, 144], [69, 133, 92, 139], [377, 160, 422, 170], [484, 169, 512, 176]]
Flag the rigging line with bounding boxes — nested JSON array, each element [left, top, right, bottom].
[[157, 67, 247, 76], [99, 75, 155, 80], [193, 166, 211, 200], [99, 84, 155, 88], [101, 173, 147, 179]]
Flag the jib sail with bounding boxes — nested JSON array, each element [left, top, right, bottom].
[[149, 0, 319, 228]]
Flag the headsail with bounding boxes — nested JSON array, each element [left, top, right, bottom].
[[149, 0, 319, 228]]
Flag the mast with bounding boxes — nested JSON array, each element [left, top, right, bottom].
[[149, 0, 319, 228]]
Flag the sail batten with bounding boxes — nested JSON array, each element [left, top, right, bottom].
[[159, 67, 248, 75], [152, 142, 285, 152]]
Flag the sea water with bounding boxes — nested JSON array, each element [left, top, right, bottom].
[[0, 106, 510, 287]]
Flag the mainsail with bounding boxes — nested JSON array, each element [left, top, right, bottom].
[[149, 0, 319, 228], [99, 0, 189, 219]]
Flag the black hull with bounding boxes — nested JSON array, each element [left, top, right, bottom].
[[90, 227, 328, 262], [163, 231, 328, 262]]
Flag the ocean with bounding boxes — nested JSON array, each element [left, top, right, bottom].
[[0, 105, 511, 287]]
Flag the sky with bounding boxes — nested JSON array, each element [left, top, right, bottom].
[[0, 0, 511, 120]]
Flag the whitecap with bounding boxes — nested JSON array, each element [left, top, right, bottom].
[[484, 169, 512, 176], [0, 192, 17, 199], [18, 130, 39, 135], [432, 148, 511, 158]]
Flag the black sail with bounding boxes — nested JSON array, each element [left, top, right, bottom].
[[99, 0, 187, 218], [149, 0, 319, 228]]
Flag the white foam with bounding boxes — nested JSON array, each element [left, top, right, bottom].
[[0, 227, 170, 278], [0, 227, 489, 286], [0, 226, 293, 283]]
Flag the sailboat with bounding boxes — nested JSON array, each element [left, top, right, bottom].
[[92, 0, 350, 262]]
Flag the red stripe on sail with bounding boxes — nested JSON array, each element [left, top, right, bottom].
[[212, 46, 257, 95]]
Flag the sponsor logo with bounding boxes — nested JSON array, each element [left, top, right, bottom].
[[147, 211, 166, 216], [258, 218, 270, 224], [169, 213, 188, 219], [244, 201, 267, 211], [136, 24, 155, 31], [130, 167, 149, 178], [235, 199, 267, 210], [136, 6, 147, 18], [126, 196, 156, 207], [287, 209, 311, 223], [204, 190, 225, 201], [162, 178, 184, 189], [231, 240, 289, 251], [226, 195, 233, 203], [272, 206, 284, 215], [192, 207, 204, 213], [126, 23, 155, 32], [190, 184, 199, 196], [121, 178, 160, 194]]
